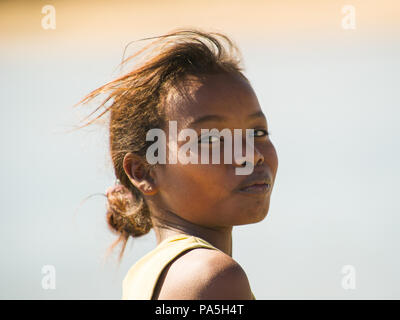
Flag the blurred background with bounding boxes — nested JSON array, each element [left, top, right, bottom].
[[0, 0, 399, 299]]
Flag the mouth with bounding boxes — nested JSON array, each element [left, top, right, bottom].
[[238, 182, 272, 194]]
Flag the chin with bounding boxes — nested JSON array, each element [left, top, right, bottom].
[[236, 204, 270, 226], [250, 209, 269, 224]]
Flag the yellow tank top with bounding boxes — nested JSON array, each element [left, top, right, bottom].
[[122, 233, 256, 300]]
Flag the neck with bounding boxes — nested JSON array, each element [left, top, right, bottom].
[[150, 210, 233, 256]]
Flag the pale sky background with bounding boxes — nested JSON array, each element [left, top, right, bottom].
[[0, 0, 399, 299]]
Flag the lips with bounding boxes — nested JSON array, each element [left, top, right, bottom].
[[238, 182, 271, 194], [236, 174, 273, 194]]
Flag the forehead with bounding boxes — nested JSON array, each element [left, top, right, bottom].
[[164, 73, 261, 130]]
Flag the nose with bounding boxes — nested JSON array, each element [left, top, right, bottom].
[[232, 134, 264, 169], [233, 149, 264, 168]]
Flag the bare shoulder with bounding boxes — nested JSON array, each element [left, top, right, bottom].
[[153, 247, 253, 300]]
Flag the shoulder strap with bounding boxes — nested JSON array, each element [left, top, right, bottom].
[[122, 234, 219, 300]]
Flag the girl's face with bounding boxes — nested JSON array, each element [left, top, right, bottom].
[[151, 73, 278, 228]]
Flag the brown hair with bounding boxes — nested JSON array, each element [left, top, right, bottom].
[[75, 28, 248, 260]]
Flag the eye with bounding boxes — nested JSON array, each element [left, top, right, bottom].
[[198, 135, 221, 144], [251, 129, 270, 137]]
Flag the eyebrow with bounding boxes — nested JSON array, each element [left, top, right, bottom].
[[189, 110, 266, 126]]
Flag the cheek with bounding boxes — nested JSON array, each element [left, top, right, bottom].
[[158, 163, 232, 218]]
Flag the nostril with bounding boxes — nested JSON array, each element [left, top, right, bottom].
[[241, 161, 256, 168]]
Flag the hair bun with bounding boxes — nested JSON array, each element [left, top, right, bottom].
[[106, 183, 134, 206], [105, 181, 152, 257]]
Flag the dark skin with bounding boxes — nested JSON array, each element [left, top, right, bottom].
[[123, 73, 278, 299]]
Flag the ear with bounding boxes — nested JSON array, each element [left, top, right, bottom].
[[122, 153, 158, 196]]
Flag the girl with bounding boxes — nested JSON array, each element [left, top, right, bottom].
[[77, 28, 278, 300]]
